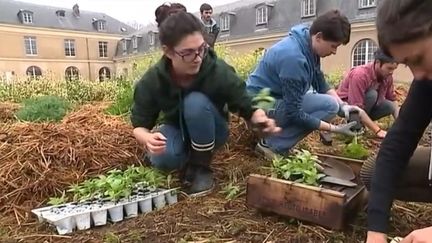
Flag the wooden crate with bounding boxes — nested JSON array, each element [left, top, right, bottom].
[[246, 155, 367, 230]]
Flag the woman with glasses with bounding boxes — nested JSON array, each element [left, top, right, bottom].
[[131, 11, 280, 197]]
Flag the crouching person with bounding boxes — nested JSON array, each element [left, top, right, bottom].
[[131, 12, 280, 197]]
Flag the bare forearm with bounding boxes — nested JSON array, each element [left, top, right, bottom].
[[393, 101, 400, 119], [318, 121, 332, 131], [359, 110, 381, 133]]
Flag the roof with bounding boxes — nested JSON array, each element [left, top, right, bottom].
[[212, 0, 273, 13], [0, 0, 133, 35]]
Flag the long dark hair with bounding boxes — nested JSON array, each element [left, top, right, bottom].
[[376, 0, 432, 55], [159, 11, 205, 48], [155, 2, 187, 27]]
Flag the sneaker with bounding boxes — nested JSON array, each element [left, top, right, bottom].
[[184, 166, 215, 197], [255, 139, 279, 161]]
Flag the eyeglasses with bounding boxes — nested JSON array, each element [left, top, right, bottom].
[[174, 43, 208, 63]]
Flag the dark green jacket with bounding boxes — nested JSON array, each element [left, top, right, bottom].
[[130, 49, 254, 130]]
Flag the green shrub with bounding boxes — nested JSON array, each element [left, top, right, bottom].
[[0, 78, 118, 104], [105, 80, 134, 116], [324, 68, 345, 88], [16, 96, 71, 122]]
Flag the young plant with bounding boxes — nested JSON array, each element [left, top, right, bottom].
[[67, 184, 87, 202], [342, 135, 369, 160], [252, 88, 276, 111], [220, 183, 242, 200], [270, 150, 325, 186], [47, 191, 67, 206], [104, 175, 131, 202]]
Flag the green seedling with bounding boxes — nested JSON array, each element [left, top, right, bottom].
[[57, 166, 169, 204], [342, 135, 369, 160], [252, 88, 276, 111], [270, 149, 325, 186], [47, 191, 67, 206], [220, 183, 242, 200]]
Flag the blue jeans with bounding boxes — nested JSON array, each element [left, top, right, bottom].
[[266, 92, 339, 153], [149, 92, 229, 172], [365, 89, 397, 120]]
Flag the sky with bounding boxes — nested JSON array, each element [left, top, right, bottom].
[[18, 0, 239, 26]]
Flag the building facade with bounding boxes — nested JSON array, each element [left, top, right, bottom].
[[114, 0, 413, 82], [0, 0, 132, 82]]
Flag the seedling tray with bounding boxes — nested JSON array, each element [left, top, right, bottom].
[[32, 188, 178, 235]]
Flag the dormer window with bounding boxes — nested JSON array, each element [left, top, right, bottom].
[[98, 20, 106, 31], [255, 3, 273, 26], [359, 0, 376, 9], [219, 14, 231, 31], [18, 10, 33, 24], [256, 6, 268, 25], [56, 10, 66, 17], [93, 19, 107, 31], [132, 36, 138, 48], [148, 33, 155, 46], [301, 0, 316, 18], [122, 39, 128, 54]]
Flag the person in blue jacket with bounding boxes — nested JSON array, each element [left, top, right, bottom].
[[247, 9, 368, 158]]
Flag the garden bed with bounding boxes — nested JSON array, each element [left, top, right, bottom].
[[1, 92, 432, 242]]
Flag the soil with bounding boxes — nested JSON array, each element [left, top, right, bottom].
[[1, 88, 432, 243]]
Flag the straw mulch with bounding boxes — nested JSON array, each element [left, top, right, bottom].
[[0, 104, 145, 224], [0, 102, 20, 123]]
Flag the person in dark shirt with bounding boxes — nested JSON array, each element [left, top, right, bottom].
[[131, 12, 280, 197], [362, 0, 432, 242], [199, 3, 220, 48]]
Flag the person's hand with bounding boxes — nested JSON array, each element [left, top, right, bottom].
[[376, 129, 387, 139], [250, 108, 281, 135], [340, 103, 362, 119], [329, 121, 358, 136], [401, 226, 432, 243], [366, 231, 388, 243], [142, 132, 167, 155]]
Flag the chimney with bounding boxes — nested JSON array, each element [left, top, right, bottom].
[[73, 4, 80, 17]]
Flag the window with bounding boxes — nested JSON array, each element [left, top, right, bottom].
[[98, 67, 111, 81], [98, 20, 106, 31], [65, 66, 79, 81], [133, 36, 139, 48], [26, 66, 42, 79], [122, 39, 128, 54], [64, 39, 75, 57], [352, 39, 378, 67], [56, 10, 66, 17], [24, 36, 37, 55], [301, 0, 316, 17], [256, 6, 268, 25], [148, 34, 154, 46], [22, 11, 33, 24], [220, 15, 230, 31], [99, 41, 108, 58], [359, 0, 376, 8]]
